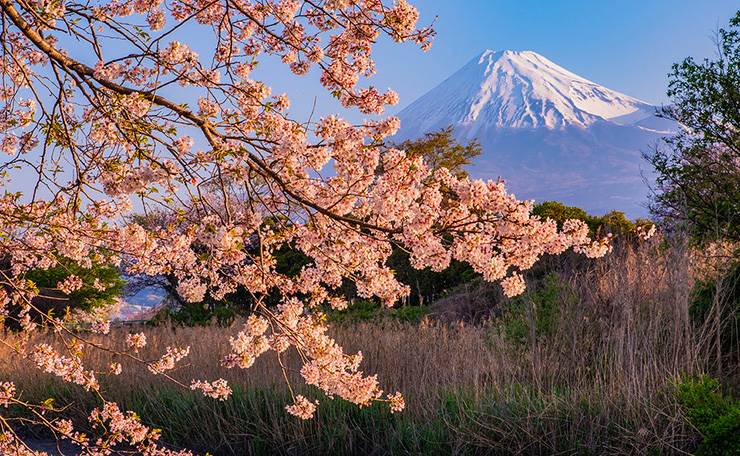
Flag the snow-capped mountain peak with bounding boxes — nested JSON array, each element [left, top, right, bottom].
[[398, 50, 657, 136]]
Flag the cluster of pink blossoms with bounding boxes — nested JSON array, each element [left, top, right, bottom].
[[500, 273, 526, 298], [190, 379, 232, 401], [387, 391, 405, 413], [285, 395, 319, 419], [90, 402, 150, 445], [0, 382, 15, 407], [31, 344, 99, 391], [148, 346, 191, 374], [222, 315, 270, 369], [126, 333, 147, 352], [635, 224, 657, 241], [57, 274, 83, 294], [91, 319, 111, 335], [86, 402, 196, 455]]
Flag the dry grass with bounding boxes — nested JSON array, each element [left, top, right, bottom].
[[0, 236, 720, 455]]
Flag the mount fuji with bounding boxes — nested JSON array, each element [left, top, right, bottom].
[[394, 50, 677, 218]]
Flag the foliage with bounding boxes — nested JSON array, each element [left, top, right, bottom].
[[19, 256, 125, 320], [697, 408, 740, 456], [532, 201, 594, 231], [676, 374, 740, 456], [323, 299, 429, 325], [385, 247, 478, 307], [150, 301, 242, 327], [533, 201, 650, 237], [646, 10, 740, 243], [676, 375, 732, 433], [391, 125, 482, 179], [596, 210, 642, 235]]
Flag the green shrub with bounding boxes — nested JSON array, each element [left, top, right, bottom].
[[676, 374, 731, 433], [697, 407, 740, 456], [325, 300, 429, 325], [149, 301, 242, 327], [676, 374, 740, 456]]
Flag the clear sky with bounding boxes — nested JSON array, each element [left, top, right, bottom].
[[387, 0, 740, 108], [263, 1, 740, 123]]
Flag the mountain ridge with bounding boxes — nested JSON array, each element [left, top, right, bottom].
[[397, 50, 666, 135]]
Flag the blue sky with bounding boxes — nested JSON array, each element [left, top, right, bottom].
[[263, 1, 739, 123]]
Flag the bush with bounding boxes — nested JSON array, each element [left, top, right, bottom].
[[532, 201, 649, 237], [324, 300, 429, 325], [676, 374, 740, 456], [698, 407, 740, 456], [676, 375, 731, 433]]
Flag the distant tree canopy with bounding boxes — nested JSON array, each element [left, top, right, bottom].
[[532, 201, 648, 237], [8, 256, 126, 324], [647, 10, 740, 243], [390, 125, 482, 179], [532, 201, 593, 230]]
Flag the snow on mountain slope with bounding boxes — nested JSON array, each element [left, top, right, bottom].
[[394, 50, 676, 218], [398, 50, 659, 138]]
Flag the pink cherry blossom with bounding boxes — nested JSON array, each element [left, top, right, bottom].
[[285, 395, 318, 419]]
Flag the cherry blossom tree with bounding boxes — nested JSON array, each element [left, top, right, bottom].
[[0, 0, 624, 453]]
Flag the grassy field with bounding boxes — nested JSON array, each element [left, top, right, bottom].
[[2, 237, 736, 455]]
